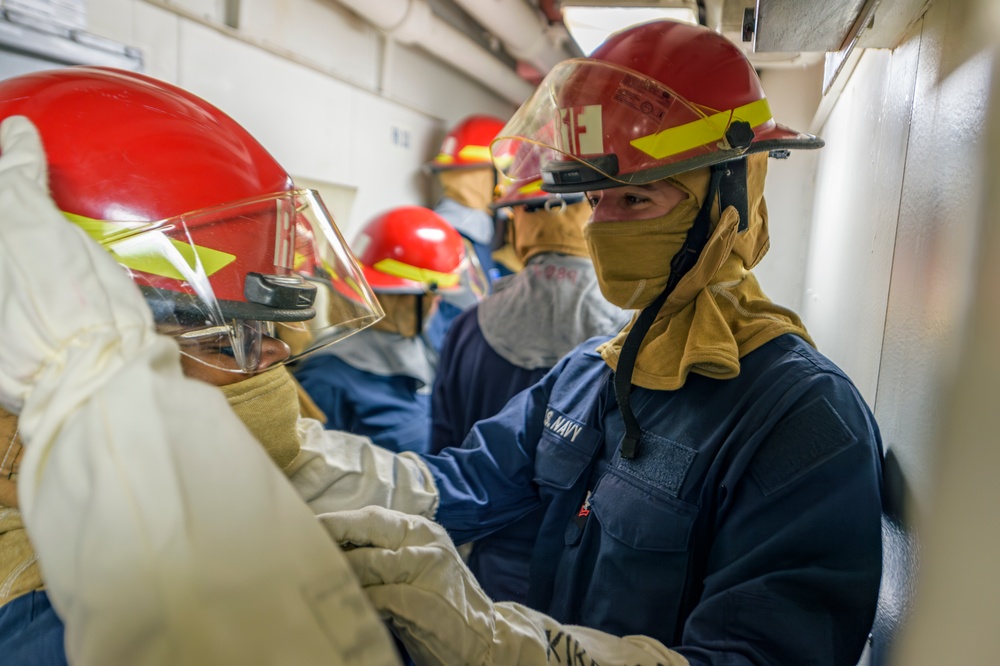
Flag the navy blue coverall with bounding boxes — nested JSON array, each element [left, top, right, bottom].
[[423, 332, 883, 665]]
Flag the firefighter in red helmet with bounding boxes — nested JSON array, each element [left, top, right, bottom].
[[425, 113, 507, 275], [296, 205, 486, 454], [0, 66, 400, 665], [424, 113, 509, 352], [318, 21, 884, 666], [0, 67, 383, 380]]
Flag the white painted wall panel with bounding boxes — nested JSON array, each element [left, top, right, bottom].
[[176, 21, 356, 183], [872, 5, 990, 511], [756, 64, 825, 313], [162, 0, 224, 23], [80, 0, 513, 241], [238, 0, 379, 91], [805, 44, 918, 406], [384, 39, 516, 125], [889, 4, 1000, 658], [131, 1, 180, 82], [85, 0, 133, 43], [809, 0, 988, 517], [343, 92, 440, 237]]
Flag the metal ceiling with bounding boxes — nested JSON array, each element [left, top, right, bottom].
[[437, 0, 932, 69], [381, 0, 933, 103]]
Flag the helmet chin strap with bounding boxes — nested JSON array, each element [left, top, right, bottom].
[[613, 156, 749, 459], [415, 293, 424, 338]]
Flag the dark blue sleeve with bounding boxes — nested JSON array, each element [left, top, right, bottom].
[[425, 300, 462, 355], [678, 372, 884, 666], [294, 355, 355, 433], [363, 392, 432, 455], [296, 356, 431, 454], [0, 591, 68, 665], [430, 307, 550, 455], [429, 307, 476, 453], [423, 354, 571, 545]]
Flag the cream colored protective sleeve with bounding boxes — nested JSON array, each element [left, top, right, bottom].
[[323, 506, 690, 666], [289, 418, 440, 518], [0, 116, 400, 666]]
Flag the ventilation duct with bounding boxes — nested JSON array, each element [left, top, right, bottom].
[[335, 0, 535, 105], [449, 0, 571, 74]]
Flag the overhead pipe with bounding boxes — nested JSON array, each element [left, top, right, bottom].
[[335, 0, 534, 106], [449, 0, 572, 74]]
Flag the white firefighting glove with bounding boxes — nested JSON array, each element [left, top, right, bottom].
[[0, 115, 156, 421], [323, 506, 691, 666], [290, 419, 440, 517], [0, 115, 400, 666]]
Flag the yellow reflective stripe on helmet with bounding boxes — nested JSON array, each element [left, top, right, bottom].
[[456, 144, 492, 163], [293, 251, 309, 271], [64, 211, 146, 243], [373, 258, 460, 288], [433, 153, 456, 165], [518, 180, 544, 196], [330, 271, 369, 301], [63, 211, 236, 280], [629, 98, 773, 160]]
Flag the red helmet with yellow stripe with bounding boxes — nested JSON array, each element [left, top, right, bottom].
[[0, 66, 383, 373], [353, 206, 487, 299], [492, 20, 823, 192], [426, 114, 507, 172]]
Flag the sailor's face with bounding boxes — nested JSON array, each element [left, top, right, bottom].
[[585, 180, 687, 223], [168, 328, 291, 386]]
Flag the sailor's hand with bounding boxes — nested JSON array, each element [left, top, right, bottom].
[[323, 506, 691, 666]]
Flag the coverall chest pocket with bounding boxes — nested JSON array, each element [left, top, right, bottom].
[[573, 464, 699, 640], [590, 466, 698, 552], [590, 428, 699, 550]]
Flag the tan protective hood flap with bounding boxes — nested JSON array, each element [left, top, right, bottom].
[[599, 152, 813, 389], [512, 200, 592, 264], [491, 242, 525, 273], [438, 167, 495, 212], [0, 406, 42, 605], [372, 293, 436, 338], [219, 367, 302, 470]]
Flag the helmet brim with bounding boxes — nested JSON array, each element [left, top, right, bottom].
[[538, 124, 825, 194], [361, 265, 429, 294], [751, 122, 825, 151], [491, 192, 587, 210], [141, 285, 318, 324], [423, 161, 494, 174]]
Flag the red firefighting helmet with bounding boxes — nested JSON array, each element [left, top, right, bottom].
[[426, 114, 507, 172], [0, 66, 383, 373], [353, 206, 487, 299], [492, 20, 823, 192]]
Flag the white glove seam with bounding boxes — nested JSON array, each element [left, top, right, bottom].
[[399, 452, 440, 518]]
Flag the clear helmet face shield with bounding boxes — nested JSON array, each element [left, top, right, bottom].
[[491, 59, 816, 193], [69, 189, 383, 374], [437, 240, 489, 310]]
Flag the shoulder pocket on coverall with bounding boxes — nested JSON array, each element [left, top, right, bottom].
[[533, 407, 601, 490]]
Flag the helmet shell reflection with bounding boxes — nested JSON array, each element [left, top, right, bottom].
[[0, 66, 383, 373]]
